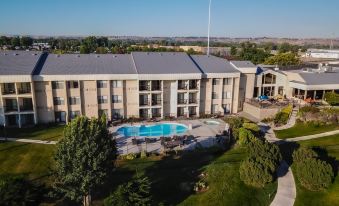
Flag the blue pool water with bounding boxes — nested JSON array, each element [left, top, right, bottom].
[[117, 123, 188, 137]]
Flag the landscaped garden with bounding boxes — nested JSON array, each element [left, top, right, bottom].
[[275, 106, 339, 139], [0, 116, 281, 205], [293, 134, 339, 206]]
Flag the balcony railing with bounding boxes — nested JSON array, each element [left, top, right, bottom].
[[20, 105, 34, 111], [152, 113, 161, 118], [152, 99, 162, 106], [4, 106, 18, 113], [18, 88, 31, 94], [139, 84, 150, 91], [139, 99, 149, 106], [178, 84, 188, 90], [2, 89, 16, 95], [178, 99, 188, 104], [189, 99, 197, 104]]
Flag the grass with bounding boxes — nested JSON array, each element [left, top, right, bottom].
[[0, 125, 64, 141], [0, 141, 55, 183], [97, 147, 277, 206], [275, 122, 339, 139], [293, 134, 339, 206]]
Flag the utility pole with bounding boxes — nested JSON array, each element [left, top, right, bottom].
[[207, 0, 212, 56]]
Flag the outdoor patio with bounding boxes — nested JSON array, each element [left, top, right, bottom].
[[110, 119, 228, 155]]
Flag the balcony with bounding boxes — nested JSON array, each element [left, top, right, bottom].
[[139, 99, 149, 106], [151, 81, 161, 91], [189, 98, 197, 104], [2, 89, 16, 95], [178, 84, 188, 90], [152, 99, 162, 106], [20, 105, 34, 112], [139, 81, 150, 91], [4, 106, 18, 113], [178, 99, 188, 104], [189, 80, 198, 90], [17, 83, 31, 94]]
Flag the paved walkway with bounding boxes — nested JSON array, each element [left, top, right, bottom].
[[270, 161, 296, 206], [285, 129, 339, 142], [274, 108, 298, 131], [0, 137, 57, 145]]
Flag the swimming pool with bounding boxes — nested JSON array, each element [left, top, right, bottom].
[[117, 123, 188, 137]]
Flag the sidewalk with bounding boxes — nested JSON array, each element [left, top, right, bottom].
[[0, 137, 57, 145], [285, 129, 339, 142]]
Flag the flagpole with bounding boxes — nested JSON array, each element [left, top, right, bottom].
[[207, 0, 212, 56]]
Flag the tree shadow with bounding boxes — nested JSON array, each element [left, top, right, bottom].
[[312, 146, 339, 178], [278, 141, 300, 165], [143, 148, 225, 205]]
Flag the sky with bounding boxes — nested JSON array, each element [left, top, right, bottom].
[[0, 0, 338, 38]]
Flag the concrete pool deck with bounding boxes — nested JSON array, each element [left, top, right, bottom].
[[110, 119, 227, 155]]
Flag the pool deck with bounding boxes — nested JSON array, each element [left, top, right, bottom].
[[110, 119, 227, 155]]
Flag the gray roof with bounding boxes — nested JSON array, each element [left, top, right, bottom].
[[38, 54, 136, 75], [132, 52, 201, 74], [0, 51, 42, 75], [231, 61, 256, 68], [191, 55, 239, 73], [299, 72, 339, 85]]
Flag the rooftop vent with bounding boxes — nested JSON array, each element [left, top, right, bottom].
[[3, 53, 7, 56], [76, 55, 80, 57]]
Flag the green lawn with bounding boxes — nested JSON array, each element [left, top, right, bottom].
[[293, 134, 339, 206], [98, 147, 277, 206], [0, 125, 64, 141], [0, 141, 55, 182], [275, 123, 339, 139]]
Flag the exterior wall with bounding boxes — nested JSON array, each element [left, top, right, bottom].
[[243, 102, 279, 121], [124, 80, 139, 118], [163, 80, 177, 117], [81, 81, 98, 119], [35, 81, 55, 123], [239, 73, 256, 111]]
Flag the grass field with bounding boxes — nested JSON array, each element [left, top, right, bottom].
[[293, 134, 339, 206], [0, 125, 64, 141], [275, 123, 339, 139]]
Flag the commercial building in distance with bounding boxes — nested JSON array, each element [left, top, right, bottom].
[[0, 51, 256, 127]]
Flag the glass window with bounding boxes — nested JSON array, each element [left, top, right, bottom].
[[67, 81, 79, 89], [112, 80, 122, 88], [112, 95, 122, 103], [70, 111, 80, 119], [212, 104, 219, 114], [222, 104, 231, 114], [223, 78, 231, 85], [212, 92, 218, 99], [53, 97, 64, 105], [112, 109, 123, 119], [97, 96, 108, 104], [52, 81, 64, 89], [223, 91, 232, 99], [69, 97, 81, 105], [212, 79, 220, 85], [99, 109, 108, 117], [97, 80, 107, 88]]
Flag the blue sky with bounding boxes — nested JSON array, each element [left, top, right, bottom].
[[0, 0, 338, 38]]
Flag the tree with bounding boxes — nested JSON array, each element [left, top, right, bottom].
[[80, 45, 90, 54], [292, 147, 318, 164], [324, 92, 339, 106], [96, 47, 107, 54], [20, 36, 33, 48], [295, 158, 334, 191], [104, 175, 152, 206], [264, 52, 300, 66], [53, 116, 117, 205], [11, 36, 20, 47], [0, 175, 41, 205], [0, 36, 10, 46], [239, 158, 273, 187], [239, 42, 271, 64], [230, 46, 237, 56], [238, 128, 255, 146]]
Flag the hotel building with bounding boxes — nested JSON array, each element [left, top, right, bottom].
[[0, 51, 257, 127]]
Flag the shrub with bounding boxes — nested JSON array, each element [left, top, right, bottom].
[[242, 122, 260, 133], [238, 128, 255, 146], [104, 175, 152, 206], [292, 147, 318, 164], [239, 158, 273, 188], [120, 153, 138, 160], [324, 92, 339, 106], [225, 116, 243, 129], [299, 106, 320, 115], [296, 158, 334, 191], [274, 111, 289, 125]]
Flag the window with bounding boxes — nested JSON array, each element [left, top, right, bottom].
[[278, 86, 284, 95], [112, 80, 122, 88], [223, 91, 232, 99], [222, 104, 231, 114], [112, 95, 122, 103], [52, 81, 64, 89], [99, 109, 108, 117], [223, 78, 231, 85], [53, 97, 64, 105], [97, 80, 107, 88], [212, 104, 219, 114], [262, 73, 276, 84], [69, 97, 81, 105], [97, 96, 108, 104], [212, 79, 220, 85], [112, 109, 123, 119], [70, 111, 80, 119], [212, 92, 218, 99], [67, 81, 79, 89]]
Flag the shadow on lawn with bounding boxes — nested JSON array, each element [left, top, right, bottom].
[[312, 146, 339, 177], [143, 148, 225, 205]]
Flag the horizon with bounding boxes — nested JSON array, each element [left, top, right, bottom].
[[0, 0, 338, 38]]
